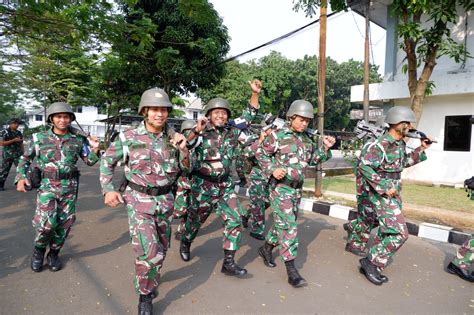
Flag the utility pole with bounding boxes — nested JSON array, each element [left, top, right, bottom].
[[315, 0, 327, 198], [363, 0, 371, 122]]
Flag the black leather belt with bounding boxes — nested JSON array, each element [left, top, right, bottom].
[[42, 170, 80, 180], [270, 177, 304, 189], [192, 171, 229, 183], [380, 172, 401, 180], [128, 181, 173, 196]]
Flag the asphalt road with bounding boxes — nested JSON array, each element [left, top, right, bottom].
[[0, 164, 472, 314]]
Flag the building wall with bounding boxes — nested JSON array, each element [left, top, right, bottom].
[[399, 94, 474, 184]]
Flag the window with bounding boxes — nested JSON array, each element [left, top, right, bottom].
[[193, 111, 198, 120], [75, 106, 83, 113], [35, 115, 43, 121], [444, 115, 472, 151]]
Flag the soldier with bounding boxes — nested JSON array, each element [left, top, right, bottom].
[[179, 80, 261, 277], [256, 100, 335, 288], [0, 118, 24, 191], [15, 102, 100, 273], [173, 119, 196, 240], [241, 126, 274, 240], [100, 88, 189, 315], [446, 235, 474, 282], [347, 106, 431, 285]]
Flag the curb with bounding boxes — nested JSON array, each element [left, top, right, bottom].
[[235, 185, 470, 246]]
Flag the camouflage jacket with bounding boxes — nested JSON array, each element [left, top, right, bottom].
[[15, 128, 99, 181], [192, 104, 257, 178], [256, 125, 332, 184], [357, 132, 427, 196], [0, 127, 23, 158], [100, 121, 190, 194]]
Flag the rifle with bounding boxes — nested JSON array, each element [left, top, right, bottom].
[[353, 120, 386, 141], [406, 129, 437, 144]]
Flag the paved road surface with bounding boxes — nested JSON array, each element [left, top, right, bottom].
[[0, 165, 472, 314]]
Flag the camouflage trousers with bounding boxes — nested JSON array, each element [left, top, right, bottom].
[[123, 186, 174, 296], [453, 235, 474, 270], [32, 179, 78, 250], [245, 168, 269, 236], [346, 195, 379, 251], [173, 177, 191, 235], [367, 196, 409, 270], [266, 184, 301, 262], [182, 176, 244, 251], [0, 154, 21, 183]]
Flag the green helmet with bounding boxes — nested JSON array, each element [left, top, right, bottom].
[[46, 102, 76, 122], [204, 98, 231, 116], [385, 106, 416, 125], [180, 119, 196, 132], [286, 100, 314, 119], [138, 87, 173, 114]]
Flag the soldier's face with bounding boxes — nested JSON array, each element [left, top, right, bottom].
[[9, 122, 19, 130], [394, 121, 412, 137], [145, 107, 169, 130], [290, 115, 311, 133], [51, 113, 72, 131], [209, 109, 228, 127]]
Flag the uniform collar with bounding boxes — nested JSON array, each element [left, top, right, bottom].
[[383, 132, 399, 144], [48, 126, 73, 139], [139, 120, 166, 138]]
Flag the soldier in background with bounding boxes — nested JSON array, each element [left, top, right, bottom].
[[173, 119, 196, 240], [100, 88, 189, 315], [241, 125, 274, 240], [446, 235, 474, 282], [0, 118, 24, 191], [347, 106, 431, 285], [179, 80, 261, 277], [16, 102, 100, 273], [256, 100, 335, 288]]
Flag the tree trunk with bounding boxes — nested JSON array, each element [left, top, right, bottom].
[[411, 50, 438, 124]]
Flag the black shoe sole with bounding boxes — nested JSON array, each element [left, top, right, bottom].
[[221, 268, 248, 276]]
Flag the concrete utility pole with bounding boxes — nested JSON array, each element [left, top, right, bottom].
[[363, 0, 371, 122], [315, 0, 327, 198]]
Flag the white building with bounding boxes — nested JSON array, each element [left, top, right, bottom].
[[350, 1, 474, 185], [182, 98, 204, 121]]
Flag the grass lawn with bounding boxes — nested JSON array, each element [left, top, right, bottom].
[[304, 175, 473, 213]]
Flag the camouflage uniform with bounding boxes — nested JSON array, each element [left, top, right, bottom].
[[257, 125, 331, 262], [100, 122, 189, 296], [182, 104, 257, 251], [452, 235, 474, 270], [346, 133, 426, 270], [173, 174, 192, 236], [242, 134, 269, 237], [0, 126, 23, 185], [15, 128, 99, 250]]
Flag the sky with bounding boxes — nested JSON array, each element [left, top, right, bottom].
[[209, 0, 387, 75]]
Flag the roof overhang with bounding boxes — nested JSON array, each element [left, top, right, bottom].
[[347, 0, 392, 29]]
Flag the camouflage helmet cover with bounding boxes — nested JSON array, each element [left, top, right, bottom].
[[138, 87, 173, 114], [286, 100, 314, 119], [385, 106, 416, 124], [46, 102, 76, 122], [203, 98, 231, 116], [180, 119, 196, 132]]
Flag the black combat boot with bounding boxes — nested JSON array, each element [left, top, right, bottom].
[[238, 177, 247, 187], [241, 215, 249, 228], [47, 248, 62, 272], [138, 293, 153, 315], [0, 180, 5, 191], [345, 243, 367, 257], [179, 240, 191, 262], [249, 232, 265, 240], [30, 246, 46, 272], [359, 257, 384, 285], [221, 250, 247, 276], [285, 260, 307, 288], [258, 242, 276, 268], [446, 262, 474, 282]]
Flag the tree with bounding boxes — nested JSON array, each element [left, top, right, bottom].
[[392, 0, 473, 123]]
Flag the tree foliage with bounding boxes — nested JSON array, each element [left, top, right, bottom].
[[391, 0, 473, 122]]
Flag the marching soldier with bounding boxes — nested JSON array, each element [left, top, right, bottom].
[[100, 88, 189, 315], [179, 80, 261, 277], [446, 235, 474, 282], [15, 102, 100, 272], [173, 119, 196, 240], [0, 118, 24, 191], [256, 100, 335, 288], [241, 125, 274, 240], [346, 106, 431, 285]]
